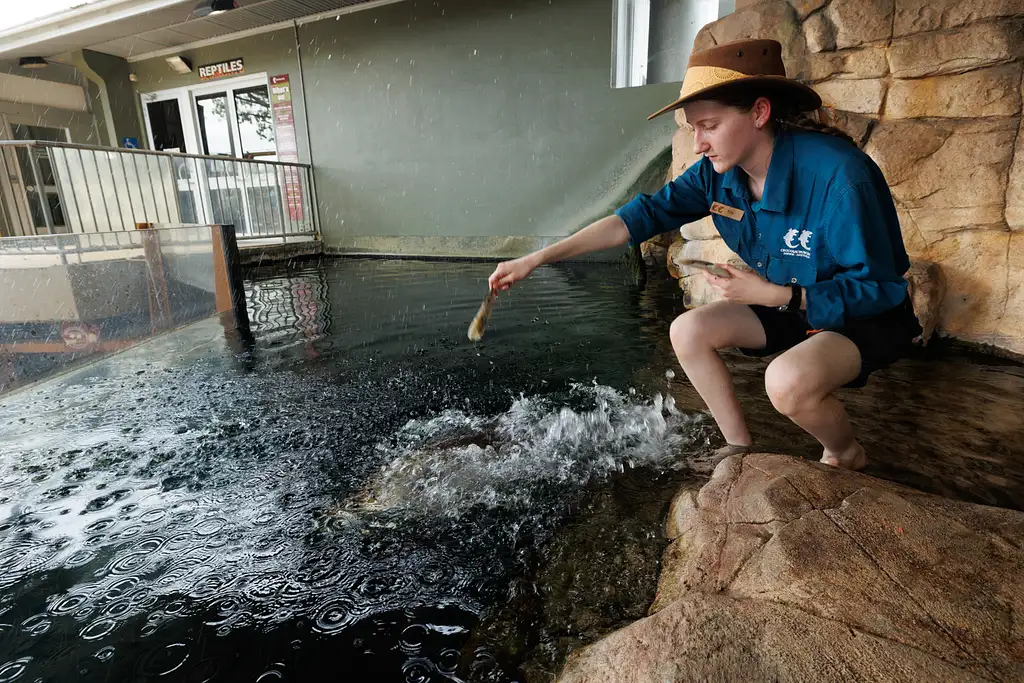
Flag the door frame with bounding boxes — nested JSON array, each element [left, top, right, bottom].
[[139, 72, 273, 157], [0, 116, 72, 234]]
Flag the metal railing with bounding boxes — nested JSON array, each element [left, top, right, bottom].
[[0, 141, 318, 242]]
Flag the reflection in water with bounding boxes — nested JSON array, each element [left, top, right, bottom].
[[0, 257, 1022, 682], [248, 267, 332, 356]]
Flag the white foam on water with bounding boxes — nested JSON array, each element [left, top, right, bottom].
[[354, 383, 709, 515]]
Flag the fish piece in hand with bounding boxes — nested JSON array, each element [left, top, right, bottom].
[[468, 290, 496, 342], [677, 259, 732, 278]]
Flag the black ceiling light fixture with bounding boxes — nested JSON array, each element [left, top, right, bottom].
[[193, 0, 239, 18], [19, 57, 49, 69]]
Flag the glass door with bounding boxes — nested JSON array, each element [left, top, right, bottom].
[[145, 99, 188, 153], [232, 85, 283, 234], [141, 75, 283, 237], [3, 122, 70, 234], [195, 90, 249, 233], [143, 94, 200, 223]]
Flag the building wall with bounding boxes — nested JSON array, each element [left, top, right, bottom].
[[78, 50, 146, 148], [130, 28, 311, 163], [131, 0, 683, 258], [0, 61, 100, 143], [298, 0, 680, 256]]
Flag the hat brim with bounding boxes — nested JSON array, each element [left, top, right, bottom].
[[647, 75, 822, 121]]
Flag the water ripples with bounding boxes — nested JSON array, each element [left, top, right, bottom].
[[0, 259, 717, 681]]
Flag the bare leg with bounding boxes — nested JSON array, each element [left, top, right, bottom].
[[764, 332, 866, 470], [669, 302, 768, 448]]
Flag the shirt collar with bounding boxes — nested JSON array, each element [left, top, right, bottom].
[[760, 127, 793, 213], [722, 165, 749, 200], [719, 128, 794, 212]]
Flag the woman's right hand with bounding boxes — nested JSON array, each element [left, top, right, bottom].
[[488, 254, 539, 292]]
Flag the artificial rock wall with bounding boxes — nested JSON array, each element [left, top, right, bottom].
[[658, 0, 1024, 354]]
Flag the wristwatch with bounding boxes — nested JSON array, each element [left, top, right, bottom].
[[778, 283, 802, 313]]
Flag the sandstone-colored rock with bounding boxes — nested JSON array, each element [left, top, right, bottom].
[[691, 24, 717, 53], [558, 453, 1024, 683], [865, 118, 1017, 213], [560, 592, 1001, 683], [863, 119, 951, 185], [640, 241, 667, 268], [666, 237, 686, 280], [826, 0, 895, 48], [896, 210, 929, 253], [702, 1, 807, 72], [1007, 76, 1024, 230], [894, 0, 1024, 37], [994, 231, 1024, 354], [812, 77, 887, 115], [919, 229, 1011, 343], [679, 215, 718, 241], [671, 237, 744, 307], [787, 0, 827, 19], [802, 11, 836, 53], [889, 17, 1024, 78], [798, 46, 889, 82], [645, 228, 679, 249], [669, 126, 699, 179], [664, 488, 697, 540], [898, 205, 1008, 246], [815, 107, 876, 147], [905, 260, 946, 345], [885, 63, 1024, 118]]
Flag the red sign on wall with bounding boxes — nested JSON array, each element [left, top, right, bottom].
[[270, 74, 304, 221]]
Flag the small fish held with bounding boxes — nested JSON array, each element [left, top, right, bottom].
[[468, 290, 496, 342], [677, 259, 732, 278]]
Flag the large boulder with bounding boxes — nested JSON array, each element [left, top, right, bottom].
[[558, 453, 1024, 683]]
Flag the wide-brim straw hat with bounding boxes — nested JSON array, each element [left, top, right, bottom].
[[647, 38, 821, 121]]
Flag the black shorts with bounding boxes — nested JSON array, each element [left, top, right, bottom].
[[739, 296, 922, 388]]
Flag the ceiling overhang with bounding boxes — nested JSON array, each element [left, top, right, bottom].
[[0, 0, 404, 62]]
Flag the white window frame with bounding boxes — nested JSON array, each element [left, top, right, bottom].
[[612, 0, 651, 89], [0, 115, 72, 234], [139, 72, 274, 158]]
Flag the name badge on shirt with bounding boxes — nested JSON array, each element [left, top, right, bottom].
[[710, 201, 744, 221]]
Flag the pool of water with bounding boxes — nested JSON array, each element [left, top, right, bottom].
[[2, 257, 1023, 682]]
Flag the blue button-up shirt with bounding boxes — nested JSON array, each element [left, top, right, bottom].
[[615, 128, 910, 331]]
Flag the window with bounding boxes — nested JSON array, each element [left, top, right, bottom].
[[611, 0, 735, 89]]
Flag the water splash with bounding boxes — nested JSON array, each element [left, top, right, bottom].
[[348, 383, 708, 516]]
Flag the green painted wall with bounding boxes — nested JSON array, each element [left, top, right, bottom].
[[131, 29, 310, 162], [299, 0, 681, 256], [77, 50, 145, 148]]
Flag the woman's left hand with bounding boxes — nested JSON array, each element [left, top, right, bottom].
[[704, 264, 787, 307]]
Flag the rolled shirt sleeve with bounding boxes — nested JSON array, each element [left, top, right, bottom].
[[804, 182, 909, 330], [614, 160, 712, 246]]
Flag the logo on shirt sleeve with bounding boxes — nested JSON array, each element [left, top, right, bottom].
[[781, 229, 813, 258]]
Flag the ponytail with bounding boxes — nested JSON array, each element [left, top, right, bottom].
[[779, 112, 856, 146]]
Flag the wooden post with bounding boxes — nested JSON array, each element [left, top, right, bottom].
[[211, 224, 253, 349], [136, 223, 172, 331]]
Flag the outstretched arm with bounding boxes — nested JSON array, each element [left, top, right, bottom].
[[487, 215, 629, 291]]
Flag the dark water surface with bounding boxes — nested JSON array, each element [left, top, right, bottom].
[[2, 257, 1023, 682]]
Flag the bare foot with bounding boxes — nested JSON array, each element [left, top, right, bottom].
[[820, 441, 867, 471], [690, 443, 751, 474]]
